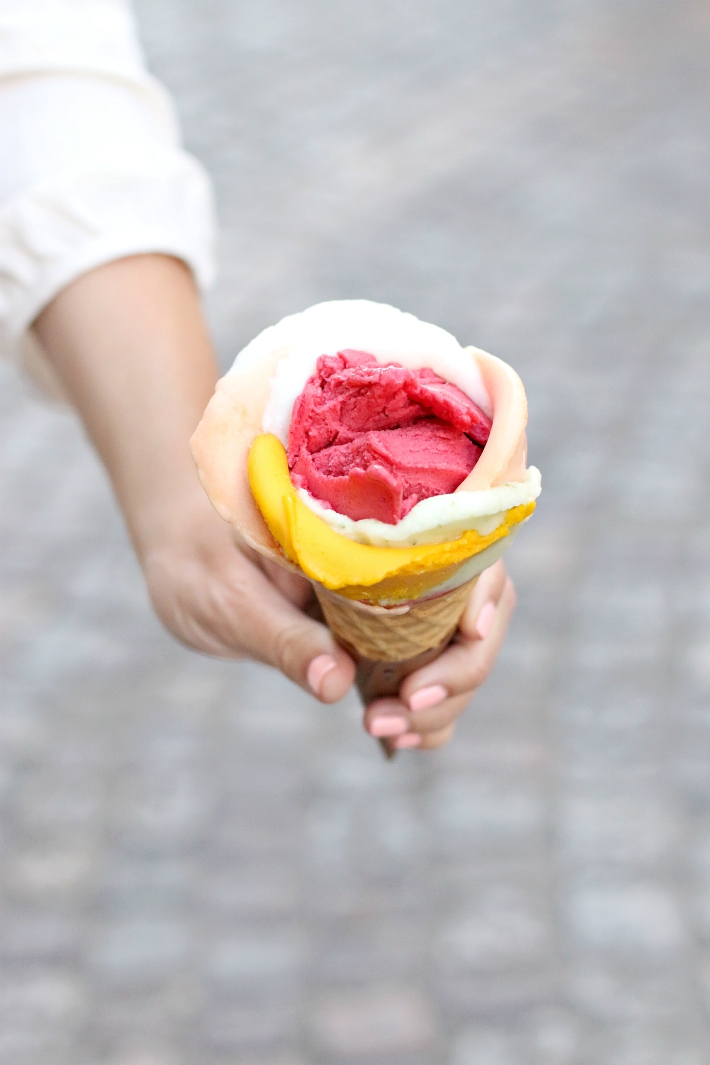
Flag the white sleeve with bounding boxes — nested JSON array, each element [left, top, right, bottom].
[[0, 0, 217, 383]]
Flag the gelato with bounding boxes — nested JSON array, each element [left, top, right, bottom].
[[287, 350, 491, 524], [190, 299, 540, 604], [191, 301, 541, 743]]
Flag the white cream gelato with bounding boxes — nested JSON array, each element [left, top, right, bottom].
[[297, 465, 541, 547], [234, 299, 492, 438], [232, 299, 540, 549]]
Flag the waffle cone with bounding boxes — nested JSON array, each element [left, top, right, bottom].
[[314, 577, 476, 663]]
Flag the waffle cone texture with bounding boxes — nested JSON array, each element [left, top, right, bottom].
[[314, 578, 476, 662]]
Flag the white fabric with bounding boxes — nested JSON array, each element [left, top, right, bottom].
[[0, 0, 217, 377]]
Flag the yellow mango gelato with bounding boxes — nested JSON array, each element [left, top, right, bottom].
[[248, 433, 534, 602]]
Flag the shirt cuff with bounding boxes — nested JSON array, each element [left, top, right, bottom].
[[0, 148, 217, 374]]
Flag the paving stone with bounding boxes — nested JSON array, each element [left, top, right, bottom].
[[111, 770, 210, 855], [204, 926, 304, 987], [103, 1053, 183, 1065], [436, 969, 552, 1019], [450, 1027, 524, 1065], [15, 774, 100, 831], [0, 971, 86, 1064], [567, 961, 693, 1023], [436, 883, 548, 975], [310, 915, 424, 984], [89, 919, 192, 985], [199, 861, 299, 915], [310, 986, 437, 1055], [200, 997, 299, 1052], [557, 791, 675, 868], [426, 773, 546, 857], [591, 1024, 707, 1065], [526, 1008, 583, 1065], [0, 911, 81, 963], [211, 1057, 306, 1065], [565, 883, 686, 956], [90, 980, 199, 1045], [6, 846, 95, 901], [684, 638, 710, 693], [554, 691, 664, 774], [2, 0, 710, 1060]]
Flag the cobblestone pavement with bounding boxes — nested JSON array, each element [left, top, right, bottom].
[[1, 1, 710, 1062]]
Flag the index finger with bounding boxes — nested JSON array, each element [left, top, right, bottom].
[[398, 562, 515, 710]]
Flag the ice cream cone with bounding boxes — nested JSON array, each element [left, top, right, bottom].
[[311, 576, 476, 756], [190, 301, 540, 757], [314, 578, 474, 663]]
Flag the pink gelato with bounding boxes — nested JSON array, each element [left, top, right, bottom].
[[287, 350, 492, 524]]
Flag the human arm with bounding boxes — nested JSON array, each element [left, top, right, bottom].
[[0, 0, 356, 707], [33, 253, 357, 700], [34, 254, 515, 741], [7, 1, 515, 744]]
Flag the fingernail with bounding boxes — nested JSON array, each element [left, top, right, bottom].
[[369, 716, 409, 738], [409, 684, 448, 713], [394, 733, 422, 749], [307, 654, 337, 696], [475, 600, 496, 640]]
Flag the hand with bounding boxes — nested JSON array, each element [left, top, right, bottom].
[[363, 559, 516, 752], [142, 492, 356, 702], [33, 255, 513, 739], [33, 255, 357, 703]]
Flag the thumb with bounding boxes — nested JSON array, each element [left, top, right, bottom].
[[225, 562, 356, 703], [257, 597, 356, 702], [145, 529, 356, 702]]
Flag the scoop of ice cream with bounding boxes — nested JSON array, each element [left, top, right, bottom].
[[190, 300, 533, 571], [287, 350, 492, 524], [248, 432, 536, 601]]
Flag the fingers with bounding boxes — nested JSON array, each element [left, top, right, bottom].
[[457, 558, 512, 640], [239, 558, 354, 698], [362, 561, 517, 752], [216, 558, 356, 701], [144, 527, 355, 703], [364, 692, 468, 751], [400, 562, 516, 707], [259, 557, 314, 610], [418, 722, 457, 750]]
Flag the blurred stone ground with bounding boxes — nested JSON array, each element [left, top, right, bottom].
[[1, 0, 710, 1062]]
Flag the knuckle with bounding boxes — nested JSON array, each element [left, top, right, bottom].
[[505, 577, 517, 608], [422, 723, 456, 750], [273, 622, 307, 678], [487, 559, 506, 592], [458, 601, 478, 637], [466, 658, 488, 691]]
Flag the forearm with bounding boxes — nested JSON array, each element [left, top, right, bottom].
[[34, 254, 219, 559]]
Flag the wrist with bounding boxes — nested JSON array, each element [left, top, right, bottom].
[[130, 475, 228, 566], [34, 254, 222, 563]]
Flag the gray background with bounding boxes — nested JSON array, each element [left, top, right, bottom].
[[1, 0, 710, 1062]]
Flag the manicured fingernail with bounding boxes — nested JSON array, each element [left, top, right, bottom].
[[475, 600, 496, 640], [307, 654, 337, 696], [394, 733, 422, 749], [369, 716, 409, 738], [409, 684, 448, 713]]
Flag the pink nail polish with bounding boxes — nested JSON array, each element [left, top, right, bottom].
[[307, 654, 337, 696], [394, 733, 422, 749], [369, 716, 409, 738], [475, 600, 496, 640], [409, 684, 448, 713]]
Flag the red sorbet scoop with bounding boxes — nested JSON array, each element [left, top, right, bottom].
[[287, 351, 491, 524]]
